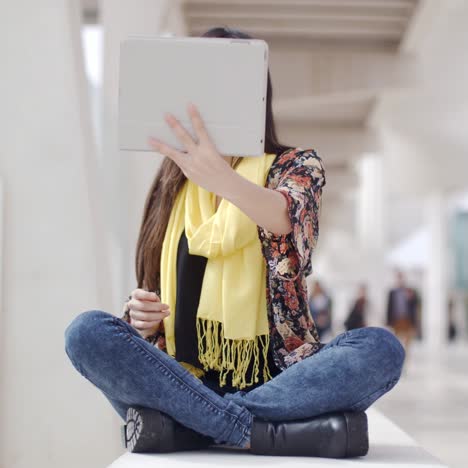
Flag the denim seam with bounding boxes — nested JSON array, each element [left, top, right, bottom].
[[348, 377, 399, 412], [224, 413, 251, 448], [234, 428, 250, 447], [224, 410, 252, 447], [112, 318, 250, 437]]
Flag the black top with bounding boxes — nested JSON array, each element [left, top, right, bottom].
[[175, 229, 281, 394]]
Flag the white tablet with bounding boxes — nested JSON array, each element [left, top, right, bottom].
[[118, 35, 269, 157]]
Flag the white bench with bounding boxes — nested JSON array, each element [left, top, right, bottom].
[[108, 408, 447, 467]]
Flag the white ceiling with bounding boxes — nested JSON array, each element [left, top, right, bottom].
[[184, 0, 418, 51]]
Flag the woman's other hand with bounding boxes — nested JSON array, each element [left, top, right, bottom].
[[148, 102, 236, 196], [126, 288, 170, 339]]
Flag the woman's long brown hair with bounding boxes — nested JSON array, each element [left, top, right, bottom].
[[135, 26, 293, 292]]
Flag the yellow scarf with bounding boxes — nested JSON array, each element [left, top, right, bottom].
[[160, 153, 277, 389]]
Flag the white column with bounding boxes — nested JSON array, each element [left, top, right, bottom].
[[357, 154, 385, 251], [0, 1, 115, 467], [356, 153, 387, 326], [101, 0, 188, 303], [423, 191, 449, 348]]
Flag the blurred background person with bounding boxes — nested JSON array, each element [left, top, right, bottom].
[[344, 284, 369, 331], [386, 271, 419, 353], [308, 281, 333, 340], [448, 296, 458, 342]]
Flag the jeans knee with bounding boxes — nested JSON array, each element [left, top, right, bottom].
[[64, 309, 112, 362], [366, 326, 405, 378]]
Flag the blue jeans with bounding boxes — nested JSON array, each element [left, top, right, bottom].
[[64, 310, 405, 449]]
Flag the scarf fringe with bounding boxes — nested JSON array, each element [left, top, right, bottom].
[[196, 317, 273, 389]]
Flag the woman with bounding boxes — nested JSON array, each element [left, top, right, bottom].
[[308, 280, 333, 339], [386, 270, 419, 354], [345, 284, 369, 331], [64, 27, 405, 458]]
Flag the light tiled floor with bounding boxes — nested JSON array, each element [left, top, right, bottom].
[[374, 341, 468, 468]]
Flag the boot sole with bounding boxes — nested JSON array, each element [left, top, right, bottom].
[[122, 406, 171, 453], [122, 406, 213, 453]]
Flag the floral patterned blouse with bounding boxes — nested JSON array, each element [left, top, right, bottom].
[[122, 147, 326, 372]]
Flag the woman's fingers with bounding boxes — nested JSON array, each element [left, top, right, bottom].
[[131, 318, 162, 330], [127, 288, 169, 333], [128, 298, 169, 312], [148, 136, 186, 168], [164, 113, 197, 150], [129, 309, 169, 322], [132, 288, 160, 302], [187, 102, 210, 144]]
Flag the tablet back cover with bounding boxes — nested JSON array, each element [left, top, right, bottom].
[[118, 36, 268, 157]]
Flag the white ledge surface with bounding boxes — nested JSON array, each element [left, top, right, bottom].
[[108, 408, 447, 468]]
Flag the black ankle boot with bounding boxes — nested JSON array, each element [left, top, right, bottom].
[[122, 406, 214, 453], [250, 411, 369, 458]]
